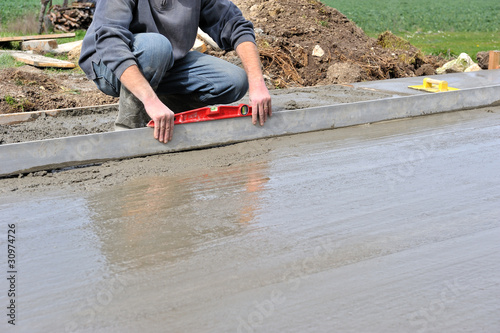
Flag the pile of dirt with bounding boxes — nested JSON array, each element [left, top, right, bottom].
[[221, 0, 445, 88], [0, 66, 117, 114]]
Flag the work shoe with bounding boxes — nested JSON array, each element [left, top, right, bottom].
[[115, 84, 151, 129]]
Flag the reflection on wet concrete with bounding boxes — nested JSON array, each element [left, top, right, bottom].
[[1, 109, 499, 332], [86, 163, 270, 271]]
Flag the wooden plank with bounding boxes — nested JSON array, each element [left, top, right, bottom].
[[488, 51, 500, 70], [0, 33, 75, 43], [192, 39, 207, 53], [53, 40, 83, 54], [12, 52, 76, 68], [197, 28, 220, 50]]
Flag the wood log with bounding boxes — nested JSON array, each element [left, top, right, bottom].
[[54, 24, 70, 32], [48, 5, 94, 31], [63, 13, 79, 23], [38, 0, 53, 34]]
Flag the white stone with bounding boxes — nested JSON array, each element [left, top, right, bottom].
[[464, 63, 482, 72], [312, 45, 324, 57]]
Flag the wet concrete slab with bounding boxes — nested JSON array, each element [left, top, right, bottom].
[[2, 83, 499, 177], [1, 107, 499, 332], [353, 69, 500, 95]]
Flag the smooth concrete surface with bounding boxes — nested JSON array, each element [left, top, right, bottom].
[[1, 107, 499, 332], [353, 69, 500, 95]]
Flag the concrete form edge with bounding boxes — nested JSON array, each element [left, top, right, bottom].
[[1, 85, 499, 177]]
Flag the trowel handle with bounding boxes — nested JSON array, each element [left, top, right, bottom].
[[423, 78, 449, 91]]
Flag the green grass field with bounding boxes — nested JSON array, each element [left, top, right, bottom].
[[322, 0, 499, 32], [321, 0, 500, 57], [1, 0, 499, 58], [0, 0, 41, 25]]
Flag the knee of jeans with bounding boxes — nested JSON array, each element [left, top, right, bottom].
[[133, 33, 174, 78]]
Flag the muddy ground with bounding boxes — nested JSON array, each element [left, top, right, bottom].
[[0, 65, 117, 114], [0, 0, 446, 114]]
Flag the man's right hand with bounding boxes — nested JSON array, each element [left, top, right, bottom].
[[120, 65, 174, 143], [144, 97, 175, 143]]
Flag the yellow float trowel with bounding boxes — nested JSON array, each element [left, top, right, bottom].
[[409, 78, 459, 93]]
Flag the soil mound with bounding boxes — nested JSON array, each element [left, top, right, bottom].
[[225, 0, 445, 87], [0, 67, 117, 114]]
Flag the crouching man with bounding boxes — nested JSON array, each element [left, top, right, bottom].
[[79, 0, 272, 143]]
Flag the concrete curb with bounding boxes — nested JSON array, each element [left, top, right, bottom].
[[1, 84, 499, 177]]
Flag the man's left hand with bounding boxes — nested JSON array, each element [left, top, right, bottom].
[[236, 41, 272, 126], [250, 80, 272, 126]]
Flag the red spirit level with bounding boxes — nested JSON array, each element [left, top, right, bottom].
[[147, 104, 252, 127]]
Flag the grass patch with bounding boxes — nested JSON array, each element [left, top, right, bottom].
[[321, 0, 499, 33], [44, 52, 69, 61], [0, 41, 21, 51], [0, 54, 25, 69], [3, 95, 34, 112], [58, 29, 87, 43], [0, 13, 39, 36], [0, 0, 41, 26], [402, 31, 499, 58], [366, 31, 500, 58]]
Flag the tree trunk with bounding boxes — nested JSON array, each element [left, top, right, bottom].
[[38, 0, 52, 34]]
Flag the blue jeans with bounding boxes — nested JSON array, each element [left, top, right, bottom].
[[92, 33, 249, 128]]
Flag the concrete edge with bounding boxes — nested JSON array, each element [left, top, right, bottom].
[[1, 85, 499, 177]]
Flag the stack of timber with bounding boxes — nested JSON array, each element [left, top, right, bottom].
[[49, 2, 95, 32]]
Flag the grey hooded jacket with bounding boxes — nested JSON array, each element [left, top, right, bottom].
[[79, 0, 255, 80]]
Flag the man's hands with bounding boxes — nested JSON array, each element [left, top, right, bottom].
[[120, 40, 271, 144], [120, 65, 174, 143], [143, 96, 175, 143], [236, 41, 272, 126]]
